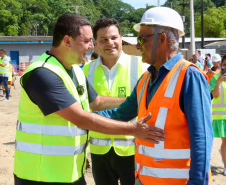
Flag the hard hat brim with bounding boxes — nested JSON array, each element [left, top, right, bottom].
[[133, 22, 185, 37]]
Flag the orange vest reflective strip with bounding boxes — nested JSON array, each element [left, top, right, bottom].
[[135, 60, 211, 185]]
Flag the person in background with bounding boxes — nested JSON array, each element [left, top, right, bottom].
[[0, 48, 10, 101], [206, 54, 221, 84], [91, 52, 98, 60], [2, 62, 16, 96], [198, 50, 205, 67], [191, 54, 203, 69], [210, 54, 226, 176], [205, 53, 212, 71]]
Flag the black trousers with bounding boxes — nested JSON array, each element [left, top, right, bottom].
[[14, 175, 86, 185], [91, 147, 135, 185]]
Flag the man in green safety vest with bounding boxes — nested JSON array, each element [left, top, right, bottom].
[[0, 48, 10, 101], [83, 18, 149, 185], [14, 13, 166, 185]]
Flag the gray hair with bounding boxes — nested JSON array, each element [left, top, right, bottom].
[[149, 25, 179, 52]]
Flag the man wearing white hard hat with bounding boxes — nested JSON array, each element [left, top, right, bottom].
[[94, 7, 213, 185], [207, 53, 221, 83]]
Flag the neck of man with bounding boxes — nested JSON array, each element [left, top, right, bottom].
[[151, 50, 177, 82], [49, 47, 72, 70], [102, 52, 121, 70], [153, 50, 177, 71]]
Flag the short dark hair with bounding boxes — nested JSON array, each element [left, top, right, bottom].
[[0, 49, 6, 54], [52, 13, 92, 47], [93, 18, 120, 40], [222, 55, 226, 63], [91, 52, 98, 59]]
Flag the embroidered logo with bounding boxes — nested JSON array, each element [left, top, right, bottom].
[[118, 87, 126, 97]]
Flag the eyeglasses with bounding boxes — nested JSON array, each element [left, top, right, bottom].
[[137, 34, 155, 45]]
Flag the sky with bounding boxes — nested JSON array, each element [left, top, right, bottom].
[[121, 0, 167, 9]]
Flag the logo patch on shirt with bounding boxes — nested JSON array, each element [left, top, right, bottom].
[[118, 87, 126, 97]]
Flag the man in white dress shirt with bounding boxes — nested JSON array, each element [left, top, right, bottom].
[[83, 18, 149, 185]]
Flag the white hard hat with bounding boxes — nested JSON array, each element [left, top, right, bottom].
[[212, 54, 221, 62], [134, 7, 185, 37]]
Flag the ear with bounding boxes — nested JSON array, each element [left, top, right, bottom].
[[159, 33, 167, 45], [63, 35, 72, 48]]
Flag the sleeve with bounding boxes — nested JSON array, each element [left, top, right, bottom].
[[23, 68, 77, 116], [210, 75, 217, 92], [86, 76, 98, 103], [180, 66, 213, 185], [93, 78, 142, 121], [3, 57, 9, 64]]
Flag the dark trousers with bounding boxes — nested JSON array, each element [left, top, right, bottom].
[[91, 147, 135, 185], [0, 76, 9, 99]]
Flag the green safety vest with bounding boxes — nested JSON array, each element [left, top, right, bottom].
[[14, 53, 90, 183], [0, 56, 10, 76], [83, 54, 146, 156], [212, 73, 226, 120]]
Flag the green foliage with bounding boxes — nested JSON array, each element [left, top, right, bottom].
[[195, 5, 226, 37], [4, 25, 18, 36], [1, 0, 225, 37], [164, 0, 215, 37]]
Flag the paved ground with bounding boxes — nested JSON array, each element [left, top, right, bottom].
[[0, 77, 225, 185]]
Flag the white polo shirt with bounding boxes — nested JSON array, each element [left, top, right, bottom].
[[96, 51, 149, 90]]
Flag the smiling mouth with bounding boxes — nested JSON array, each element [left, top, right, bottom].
[[105, 48, 116, 50]]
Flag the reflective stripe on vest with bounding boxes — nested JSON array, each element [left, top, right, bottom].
[[135, 60, 211, 184], [137, 62, 189, 155], [136, 145, 190, 159], [83, 54, 146, 156], [17, 121, 87, 137], [15, 140, 85, 156], [0, 56, 9, 75], [212, 74, 226, 108], [130, 57, 139, 92], [135, 163, 189, 179], [212, 73, 226, 118], [14, 53, 90, 183], [90, 137, 135, 147]]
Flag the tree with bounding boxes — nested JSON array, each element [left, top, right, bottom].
[[195, 5, 226, 37], [163, 0, 215, 37], [4, 25, 18, 36]]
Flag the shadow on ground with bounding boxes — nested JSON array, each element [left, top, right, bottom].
[[2, 142, 15, 145], [211, 166, 224, 176]]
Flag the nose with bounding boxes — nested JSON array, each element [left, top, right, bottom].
[[107, 39, 114, 45], [89, 40, 94, 49], [136, 43, 141, 50]]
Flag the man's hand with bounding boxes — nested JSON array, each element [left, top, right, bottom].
[[217, 73, 226, 84], [207, 69, 215, 75], [132, 113, 166, 144]]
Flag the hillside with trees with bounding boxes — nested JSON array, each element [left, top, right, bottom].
[[0, 0, 226, 37]]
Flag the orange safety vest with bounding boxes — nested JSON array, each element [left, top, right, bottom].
[[207, 68, 220, 84], [135, 59, 211, 185]]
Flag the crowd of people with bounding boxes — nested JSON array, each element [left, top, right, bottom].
[[7, 6, 226, 185]]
